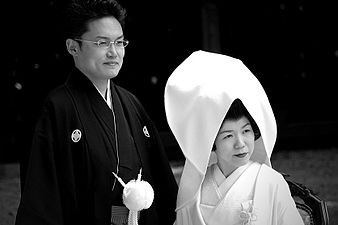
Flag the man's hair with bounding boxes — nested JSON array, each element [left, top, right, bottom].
[[224, 98, 261, 140], [63, 0, 127, 39]]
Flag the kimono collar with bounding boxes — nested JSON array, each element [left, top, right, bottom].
[[93, 80, 112, 109], [213, 160, 253, 187], [164, 50, 277, 208]]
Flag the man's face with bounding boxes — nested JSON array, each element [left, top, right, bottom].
[[75, 16, 125, 83]]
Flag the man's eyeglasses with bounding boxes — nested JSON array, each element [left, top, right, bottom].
[[75, 38, 129, 48]]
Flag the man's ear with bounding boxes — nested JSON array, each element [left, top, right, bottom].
[[66, 39, 79, 56]]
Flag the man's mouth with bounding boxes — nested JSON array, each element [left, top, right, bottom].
[[104, 61, 118, 66]]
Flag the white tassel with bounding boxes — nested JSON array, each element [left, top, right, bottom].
[[128, 210, 138, 225], [112, 169, 154, 225]]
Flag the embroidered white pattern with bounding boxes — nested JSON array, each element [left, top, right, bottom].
[[239, 200, 257, 225]]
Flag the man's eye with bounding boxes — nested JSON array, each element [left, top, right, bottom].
[[97, 40, 109, 47], [115, 40, 124, 46]]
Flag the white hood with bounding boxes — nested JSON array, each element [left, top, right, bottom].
[[164, 50, 277, 209]]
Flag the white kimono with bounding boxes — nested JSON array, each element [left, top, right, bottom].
[[177, 161, 303, 225], [164, 50, 304, 225]]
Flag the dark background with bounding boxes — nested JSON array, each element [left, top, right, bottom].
[[1, 0, 338, 163]]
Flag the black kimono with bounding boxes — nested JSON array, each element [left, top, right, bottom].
[[15, 68, 178, 225]]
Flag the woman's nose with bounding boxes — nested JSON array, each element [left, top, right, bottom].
[[235, 135, 245, 149]]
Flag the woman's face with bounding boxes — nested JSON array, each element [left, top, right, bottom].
[[214, 116, 255, 177]]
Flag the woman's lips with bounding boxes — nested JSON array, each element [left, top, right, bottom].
[[235, 153, 248, 158]]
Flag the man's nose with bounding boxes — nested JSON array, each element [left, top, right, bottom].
[[106, 43, 118, 58]]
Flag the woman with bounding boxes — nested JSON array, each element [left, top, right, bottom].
[[164, 50, 304, 225]]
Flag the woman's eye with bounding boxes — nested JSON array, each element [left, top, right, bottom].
[[223, 134, 232, 139], [244, 129, 252, 134]]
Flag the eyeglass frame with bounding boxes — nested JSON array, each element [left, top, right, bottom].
[[74, 38, 129, 48]]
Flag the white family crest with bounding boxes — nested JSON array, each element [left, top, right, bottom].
[[143, 126, 150, 138], [71, 129, 82, 143]]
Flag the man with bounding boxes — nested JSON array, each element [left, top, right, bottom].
[[15, 0, 178, 224]]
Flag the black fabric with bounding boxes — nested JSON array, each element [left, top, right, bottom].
[[109, 82, 141, 206], [15, 68, 178, 225]]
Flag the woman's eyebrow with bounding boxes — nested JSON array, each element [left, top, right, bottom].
[[218, 122, 251, 134], [242, 123, 251, 129], [218, 129, 232, 135]]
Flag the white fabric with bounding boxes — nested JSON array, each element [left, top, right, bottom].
[[164, 50, 276, 208], [200, 161, 258, 225], [200, 161, 254, 206], [174, 164, 303, 225], [164, 50, 303, 225]]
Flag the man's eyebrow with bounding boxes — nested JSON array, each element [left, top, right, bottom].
[[95, 35, 124, 40]]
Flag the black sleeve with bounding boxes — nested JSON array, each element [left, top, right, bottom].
[[15, 97, 92, 225], [15, 101, 65, 225], [148, 120, 178, 225], [129, 93, 178, 225]]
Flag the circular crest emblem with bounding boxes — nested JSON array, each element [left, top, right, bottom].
[[71, 129, 82, 143]]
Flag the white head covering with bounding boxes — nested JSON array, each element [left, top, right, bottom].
[[164, 50, 277, 209]]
